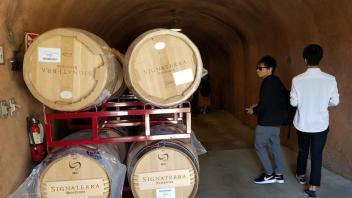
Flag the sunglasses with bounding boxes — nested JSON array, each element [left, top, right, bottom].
[[256, 66, 270, 71]]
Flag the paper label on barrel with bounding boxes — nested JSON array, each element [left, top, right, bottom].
[[60, 90, 73, 99], [38, 47, 61, 63], [173, 68, 194, 85], [44, 178, 108, 198], [136, 169, 192, 190], [156, 188, 175, 198]]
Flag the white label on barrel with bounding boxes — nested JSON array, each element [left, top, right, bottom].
[[136, 169, 191, 190], [60, 90, 73, 99], [156, 188, 175, 198], [38, 47, 61, 63], [173, 68, 194, 85], [44, 178, 108, 198]]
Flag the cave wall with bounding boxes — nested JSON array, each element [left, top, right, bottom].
[[0, 2, 42, 196]]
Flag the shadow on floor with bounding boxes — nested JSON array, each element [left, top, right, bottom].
[[192, 110, 352, 198]]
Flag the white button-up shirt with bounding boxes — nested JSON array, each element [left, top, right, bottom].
[[290, 68, 339, 132]]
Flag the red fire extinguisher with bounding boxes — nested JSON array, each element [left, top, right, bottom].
[[27, 117, 46, 162]]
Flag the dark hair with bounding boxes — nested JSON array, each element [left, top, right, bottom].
[[303, 44, 323, 66], [258, 55, 277, 73]]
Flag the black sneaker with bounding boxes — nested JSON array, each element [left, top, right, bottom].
[[304, 189, 317, 198], [296, 174, 306, 184], [254, 173, 276, 184], [274, 174, 284, 184]]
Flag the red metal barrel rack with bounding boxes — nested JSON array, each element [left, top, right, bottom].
[[44, 101, 192, 152]]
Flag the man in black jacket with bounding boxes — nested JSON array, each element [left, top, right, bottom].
[[245, 56, 286, 184]]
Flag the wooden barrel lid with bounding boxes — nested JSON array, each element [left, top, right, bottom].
[[124, 29, 203, 107], [130, 147, 199, 198], [40, 155, 110, 198], [23, 28, 118, 111]]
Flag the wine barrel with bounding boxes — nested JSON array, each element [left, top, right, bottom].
[[127, 125, 199, 198], [110, 48, 126, 99], [39, 128, 127, 198], [124, 28, 203, 107], [40, 154, 111, 198], [23, 28, 123, 111]]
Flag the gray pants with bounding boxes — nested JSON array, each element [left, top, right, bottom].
[[255, 125, 285, 175]]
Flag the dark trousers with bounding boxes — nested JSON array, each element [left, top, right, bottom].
[[296, 128, 329, 186]]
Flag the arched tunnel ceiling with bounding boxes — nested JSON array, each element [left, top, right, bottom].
[[3, 0, 319, 55], [5, 0, 351, 59]]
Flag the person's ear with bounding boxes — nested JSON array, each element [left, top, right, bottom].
[[268, 67, 273, 73]]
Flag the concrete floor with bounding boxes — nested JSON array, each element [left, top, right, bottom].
[[192, 110, 352, 198]]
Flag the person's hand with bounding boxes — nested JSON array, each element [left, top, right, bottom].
[[245, 107, 253, 114], [245, 104, 257, 115], [250, 104, 258, 108]]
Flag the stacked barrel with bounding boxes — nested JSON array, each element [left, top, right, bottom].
[[124, 28, 203, 107], [23, 28, 124, 111], [23, 28, 203, 111], [39, 129, 127, 198], [127, 125, 200, 198], [22, 28, 204, 198]]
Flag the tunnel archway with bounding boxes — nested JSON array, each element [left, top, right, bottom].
[[1, 0, 352, 196]]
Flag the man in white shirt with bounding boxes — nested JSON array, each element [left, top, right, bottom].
[[290, 44, 339, 198]]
